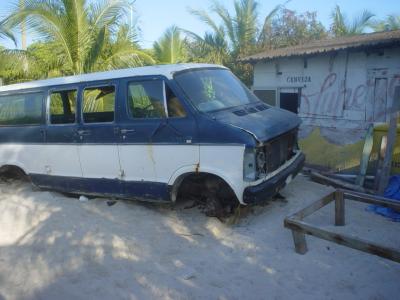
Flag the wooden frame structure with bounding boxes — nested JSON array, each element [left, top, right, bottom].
[[284, 189, 400, 263]]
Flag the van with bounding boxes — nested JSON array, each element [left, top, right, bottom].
[[0, 64, 304, 213]]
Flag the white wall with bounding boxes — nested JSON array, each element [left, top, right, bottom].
[[252, 47, 400, 144]]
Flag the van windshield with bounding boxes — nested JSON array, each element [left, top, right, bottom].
[[174, 69, 259, 112]]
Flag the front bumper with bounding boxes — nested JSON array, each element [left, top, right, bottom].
[[243, 152, 305, 204]]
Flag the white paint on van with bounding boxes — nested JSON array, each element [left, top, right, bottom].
[[0, 143, 303, 204]]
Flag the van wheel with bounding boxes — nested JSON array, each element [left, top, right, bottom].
[[204, 194, 224, 217], [176, 173, 239, 218], [0, 165, 29, 182]]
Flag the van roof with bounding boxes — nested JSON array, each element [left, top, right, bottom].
[[0, 63, 226, 93]]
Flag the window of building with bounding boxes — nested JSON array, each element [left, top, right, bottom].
[[0, 92, 43, 125], [280, 92, 299, 114], [254, 90, 276, 106], [49, 89, 77, 124], [82, 86, 115, 123]]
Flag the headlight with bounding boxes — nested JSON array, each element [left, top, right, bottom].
[[243, 148, 256, 181]]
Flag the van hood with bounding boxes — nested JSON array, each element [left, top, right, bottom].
[[209, 103, 301, 143]]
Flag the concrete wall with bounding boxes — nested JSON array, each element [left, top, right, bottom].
[[252, 47, 400, 171]]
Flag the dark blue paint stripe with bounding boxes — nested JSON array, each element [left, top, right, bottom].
[[30, 174, 171, 202]]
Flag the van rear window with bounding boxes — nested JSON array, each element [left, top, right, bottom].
[[50, 90, 77, 124], [0, 92, 43, 125], [83, 86, 115, 123]]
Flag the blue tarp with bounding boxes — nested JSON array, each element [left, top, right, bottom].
[[367, 175, 400, 222]]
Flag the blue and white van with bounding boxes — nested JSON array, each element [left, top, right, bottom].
[[0, 64, 304, 210]]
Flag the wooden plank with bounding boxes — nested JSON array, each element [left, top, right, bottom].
[[285, 218, 400, 263], [309, 171, 373, 194], [356, 124, 374, 187], [373, 136, 385, 190], [335, 190, 345, 226], [342, 190, 400, 210], [291, 230, 308, 254], [288, 192, 334, 220]]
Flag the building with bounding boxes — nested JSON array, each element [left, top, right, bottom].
[[241, 30, 400, 171]]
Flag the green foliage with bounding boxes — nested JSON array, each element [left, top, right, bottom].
[[153, 26, 187, 64], [330, 5, 374, 37], [0, 41, 65, 84], [261, 9, 327, 48], [372, 15, 400, 31], [185, 0, 277, 85], [6, 0, 151, 75], [0, 18, 16, 45], [187, 0, 263, 58], [96, 24, 155, 71]]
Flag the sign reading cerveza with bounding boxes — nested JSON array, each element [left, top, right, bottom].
[[286, 76, 311, 84]]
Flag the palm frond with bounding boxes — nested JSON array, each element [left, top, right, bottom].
[[90, 0, 128, 28], [0, 19, 16, 46], [188, 7, 223, 36], [153, 26, 187, 64], [211, 0, 235, 46], [349, 9, 374, 34]]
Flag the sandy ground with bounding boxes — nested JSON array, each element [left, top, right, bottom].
[[0, 175, 399, 300]]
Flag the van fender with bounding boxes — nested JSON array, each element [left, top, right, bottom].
[[0, 161, 29, 175], [168, 165, 244, 204]]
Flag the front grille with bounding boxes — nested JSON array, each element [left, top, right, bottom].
[[257, 129, 297, 175]]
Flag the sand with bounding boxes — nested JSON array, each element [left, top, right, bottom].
[[0, 175, 399, 300]]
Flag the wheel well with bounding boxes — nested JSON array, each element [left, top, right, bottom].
[[0, 165, 29, 181], [172, 172, 238, 205]]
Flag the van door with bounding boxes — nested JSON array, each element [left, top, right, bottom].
[[117, 78, 198, 201], [45, 88, 82, 181], [77, 82, 122, 195]]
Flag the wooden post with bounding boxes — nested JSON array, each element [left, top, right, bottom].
[[377, 86, 400, 194], [335, 190, 345, 226], [291, 230, 308, 254], [356, 124, 374, 187]]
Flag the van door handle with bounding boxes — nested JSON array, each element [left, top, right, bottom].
[[77, 129, 91, 136], [120, 129, 135, 134], [40, 129, 46, 139]]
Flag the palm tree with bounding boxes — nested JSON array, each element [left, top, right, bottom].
[[6, 0, 150, 75], [372, 15, 400, 31], [0, 19, 15, 45], [0, 19, 17, 85], [188, 0, 260, 58], [186, 0, 280, 85], [153, 26, 187, 64], [330, 5, 374, 37], [257, 3, 287, 49], [186, 31, 229, 65], [98, 24, 155, 71]]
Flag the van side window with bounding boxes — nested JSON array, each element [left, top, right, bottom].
[[49, 90, 77, 124], [166, 85, 186, 118], [128, 80, 166, 119], [83, 86, 115, 123], [0, 92, 43, 125]]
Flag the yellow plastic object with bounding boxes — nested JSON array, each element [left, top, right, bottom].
[[372, 123, 400, 174]]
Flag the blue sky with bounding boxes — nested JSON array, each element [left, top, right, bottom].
[[0, 0, 399, 49]]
